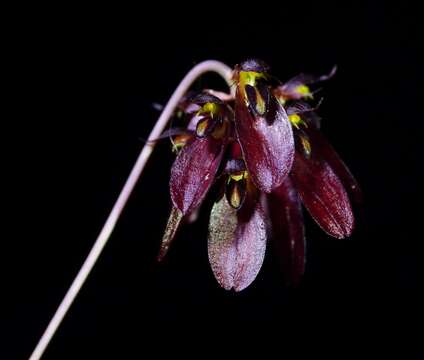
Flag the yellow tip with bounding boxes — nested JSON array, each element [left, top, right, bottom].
[[288, 114, 302, 128], [239, 71, 266, 87], [295, 84, 312, 98]]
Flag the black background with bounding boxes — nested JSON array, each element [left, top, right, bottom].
[[4, 1, 422, 359]]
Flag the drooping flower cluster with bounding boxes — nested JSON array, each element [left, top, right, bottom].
[[158, 59, 361, 291]]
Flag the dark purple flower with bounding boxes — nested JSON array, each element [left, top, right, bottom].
[[169, 94, 230, 215], [208, 174, 267, 291], [158, 60, 361, 290], [233, 59, 294, 193]]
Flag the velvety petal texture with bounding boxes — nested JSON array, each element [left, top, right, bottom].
[[208, 195, 267, 291], [305, 125, 362, 203], [235, 93, 294, 193], [268, 178, 305, 285], [170, 136, 225, 215], [291, 152, 354, 239]]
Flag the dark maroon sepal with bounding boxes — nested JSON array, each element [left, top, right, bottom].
[[305, 126, 363, 203], [208, 191, 267, 291], [268, 178, 305, 285], [291, 151, 354, 239], [170, 136, 226, 215], [235, 92, 294, 193]]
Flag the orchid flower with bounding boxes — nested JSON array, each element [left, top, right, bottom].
[[159, 59, 361, 291], [31, 59, 361, 360]]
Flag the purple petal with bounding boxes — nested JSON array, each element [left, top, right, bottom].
[[239, 59, 270, 72], [305, 126, 362, 203], [208, 195, 267, 291], [276, 66, 337, 101], [235, 92, 294, 193], [286, 101, 314, 116], [170, 136, 225, 215], [284, 66, 337, 88], [268, 178, 305, 285], [158, 206, 183, 261], [291, 152, 354, 239]]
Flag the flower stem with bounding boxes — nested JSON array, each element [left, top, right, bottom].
[[29, 60, 233, 360]]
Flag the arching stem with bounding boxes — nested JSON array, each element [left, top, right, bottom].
[[29, 60, 233, 360]]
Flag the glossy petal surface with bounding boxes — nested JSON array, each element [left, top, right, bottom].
[[305, 126, 362, 203], [235, 92, 294, 193], [170, 136, 225, 215], [291, 152, 354, 238], [208, 196, 267, 291]]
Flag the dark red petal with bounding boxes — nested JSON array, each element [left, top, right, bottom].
[[158, 206, 183, 261], [305, 126, 362, 203], [170, 136, 225, 215], [235, 91, 294, 193], [291, 152, 354, 239], [268, 178, 305, 285], [208, 195, 267, 291]]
